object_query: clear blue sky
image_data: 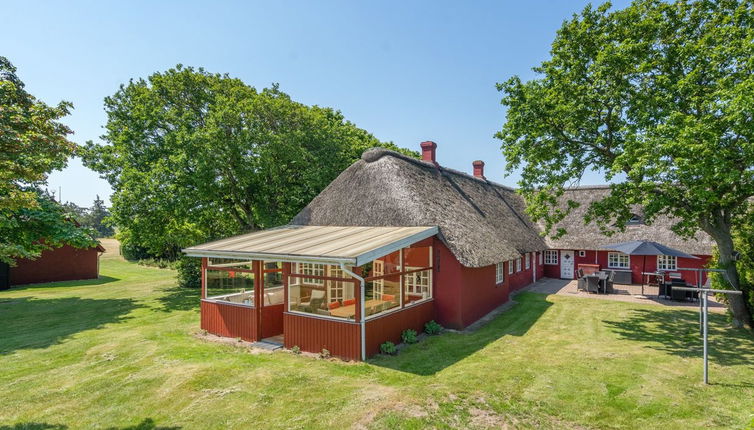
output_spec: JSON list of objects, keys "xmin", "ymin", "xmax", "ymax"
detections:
[{"xmin": 5, "ymin": 0, "xmax": 630, "ymax": 207}]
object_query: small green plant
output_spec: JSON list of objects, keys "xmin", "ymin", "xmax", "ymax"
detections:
[
  {"xmin": 291, "ymin": 345, "xmax": 301, "ymax": 355},
  {"xmin": 380, "ymin": 341, "xmax": 397, "ymax": 355},
  {"xmin": 201, "ymin": 329, "xmax": 208, "ymax": 336},
  {"xmin": 424, "ymin": 320, "xmax": 443, "ymax": 335},
  {"xmin": 401, "ymin": 329, "xmax": 418, "ymax": 344},
  {"xmin": 319, "ymin": 348, "xmax": 331, "ymax": 359}
]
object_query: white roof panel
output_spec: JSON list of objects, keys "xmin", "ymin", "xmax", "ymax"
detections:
[{"xmin": 183, "ymin": 225, "xmax": 438, "ymax": 266}]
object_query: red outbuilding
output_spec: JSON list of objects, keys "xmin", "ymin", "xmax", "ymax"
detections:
[
  {"xmin": 3, "ymin": 243, "xmax": 105, "ymax": 288},
  {"xmin": 184, "ymin": 142, "xmax": 713, "ymax": 360}
]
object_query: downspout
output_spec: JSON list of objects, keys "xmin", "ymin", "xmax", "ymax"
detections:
[{"xmin": 340, "ymin": 262, "xmax": 366, "ymax": 361}]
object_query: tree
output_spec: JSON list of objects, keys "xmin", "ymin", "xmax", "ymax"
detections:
[
  {"xmin": 85, "ymin": 195, "xmax": 114, "ymax": 238},
  {"xmin": 496, "ymin": 0, "xmax": 754, "ymax": 327},
  {"xmin": 0, "ymin": 189, "xmax": 98, "ymax": 264},
  {"xmin": 0, "ymin": 57, "xmax": 94, "ymax": 264},
  {"xmin": 84, "ymin": 65, "xmax": 417, "ymax": 259}
]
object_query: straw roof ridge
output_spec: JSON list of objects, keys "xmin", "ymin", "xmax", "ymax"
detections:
[{"xmin": 292, "ymin": 147, "xmax": 548, "ymax": 267}]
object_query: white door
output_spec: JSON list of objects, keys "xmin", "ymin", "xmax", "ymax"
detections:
[{"xmin": 560, "ymin": 250, "xmax": 575, "ymax": 279}]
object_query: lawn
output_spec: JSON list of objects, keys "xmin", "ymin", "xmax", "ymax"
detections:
[{"xmin": 1, "ymin": 253, "xmax": 752, "ymax": 429}]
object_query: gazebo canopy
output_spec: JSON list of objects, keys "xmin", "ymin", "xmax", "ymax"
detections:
[{"xmin": 600, "ymin": 240, "xmax": 700, "ymax": 259}]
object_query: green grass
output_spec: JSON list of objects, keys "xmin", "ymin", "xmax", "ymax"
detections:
[{"xmin": 1, "ymin": 255, "xmax": 753, "ymax": 429}]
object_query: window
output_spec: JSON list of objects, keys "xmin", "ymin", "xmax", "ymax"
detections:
[
  {"xmin": 544, "ymin": 250, "xmax": 558, "ymax": 265},
  {"xmin": 538, "ymin": 252, "xmax": 543, "ymax": 265},
  {"xmin": 204, "ymin": 258, "xmax": 255, "ymax": 306},
  {"xmin": 578, "ymin": 250, "xmax": 586, "ymax": 257},
  {"xmin": 608, "ymin": 252, "xmax": 630, "ymax": 269},
  {"xmin": 657, "ymin": 255, "xmax": 677, "ymax": 271},
  {"xmin": 525, "ymin": 253, "xmax": 531, "ymax": 270},
  {"xmin": 402, "ymin": 246, "xmax": 433, "ymax": 305},
  {"xmin": 289, "ymin": 263, "xmax": 355, "ymax": 319},
  {"xmin": 496, "ymin": 262, "xmax": 504, "ymax": 284},
  {"xmin": 508, "ymin": 260, "xmax": 513, "ymax": 274},
  {"xmin": 516, "ymin": 257, "xmax": 522, "ymax": 272},
  {"xmin": 627, "ymin": 213, "xmax": 643, "ymax": 225},
  {"xmin": 297, "ymin": 263, "xmax": 325, "ymax": 285}
]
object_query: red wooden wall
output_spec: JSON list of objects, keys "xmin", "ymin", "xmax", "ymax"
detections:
[
  {"xmin": 542, "ymin": 249, "xmax": 711, "ymax": 285},
  {"xmin": 364, "ymin": 300, "xmax": 434, "ymax": 356},
  {"xmin": 261, "ymin": 304, "xmax": 285, "ymax": 338},
  {"xmin": 201, "ymin": 300, "xmax": 257, "ymax": 342},
  {"xmin": 10, "ymin": 245, "xmax": 100, "ymax": 285},
  {"xmin": 283, "ymin": 313, "xmax": 361, "ymax": 360}
]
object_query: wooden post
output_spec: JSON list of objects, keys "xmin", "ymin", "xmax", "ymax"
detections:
[
  {"xmin": 254, "ymin": 260, "xmax": 263, "ymax": 341},
  {"xmin": 201, "ymin": 257, "xmax": 207, "ymax": 299},
  {"xmin": 400, "ymin": 249, "xmax": 405, "ymax": 308},
  {"xmin": 282, "ymin": 262, "xmax": 290, "ymax": 312}
]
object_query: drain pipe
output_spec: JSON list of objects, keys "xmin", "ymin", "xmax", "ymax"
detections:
[{"xmin": 340, "ymin": 262, "xmax": 366, "ymax": 361}]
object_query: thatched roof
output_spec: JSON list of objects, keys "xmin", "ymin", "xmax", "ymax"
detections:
[
  {"xmin": 292, "ymin": 148, "xmax": 548, "ymax": 267},
  {"xmin": 544, "ymin": 186, "xmax": 714, "ymax": 255}
]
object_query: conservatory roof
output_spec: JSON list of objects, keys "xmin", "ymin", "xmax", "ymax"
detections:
[{"xmin": 182, "ymin": 225, "xmax": 438, "ymax": 266}]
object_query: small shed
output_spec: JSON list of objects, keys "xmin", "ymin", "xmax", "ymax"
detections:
[{"xmin": 6, "ymin": 243, "xmax": 105, "ymax": 287}]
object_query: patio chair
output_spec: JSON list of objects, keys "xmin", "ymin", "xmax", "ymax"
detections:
[
  {"xmin": 585, "ymin": 276, "xmax": 601, "ymax": 294},
  {"xmin": 301, "ymin": 290, "xmax": 326, "ymax": 312},
  {"xmin": 604, "ymin": 271, "xmax": 615, "ymax": 294},
  {"xmin": 577, "ymin": 277, "xmax": 586, "ymax": 292},
  {"xmin": 577, "ymin": 268, "xmax": 585, "ymax": 279},
  {"xmin": 670, "ymin": 281, "xmax": 688, "ymax": 301}
]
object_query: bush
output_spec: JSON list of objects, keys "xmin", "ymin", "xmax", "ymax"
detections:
[
  {"xmin": 319, "ymin": 348, "xmax": 331, "ymax": 359},
  {"xmin": 401, "ymin": 329, "xmax": 418, "ymax": 344},
  {"xmin": 137, "ymin": 258, "xmax": 177, "ymax": 270},
  {"xmin": 176, "ymin": 256, "xmax": 201, "ymax": 288},
  {"xmin": 424, "ymin": 320, "xmax": 443, "ymax": 335},
  {"xmin": 380, "ymin": 341, "xmax": 397, "ymax": 355},
  {"xmin": 291, "ymin": 345, "xmax": 301, "ymax": 355},
  {"xmin": 120, "ymin": 240, "xmax": 151, "ymax": 261}
]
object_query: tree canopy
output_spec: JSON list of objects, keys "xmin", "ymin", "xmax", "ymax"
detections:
[
  {"xmin": 497, "ymin": 0, "xmax": 754, "ymax": 327},
  {"xmin": 84, "ymin": 65, "xmax": 417, "ymax": 259},
  {"xmin": 0, "ymin": 56, "xmax": 96, "ymax": 264}
]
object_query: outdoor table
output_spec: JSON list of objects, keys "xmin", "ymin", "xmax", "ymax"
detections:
[
  {"xmin": 328, "ymin": 299, "xmax": 385, "ymax": 319},
  {"xmin": 583, "ymin": 273, "xmax": 608, "ymax": 293}
]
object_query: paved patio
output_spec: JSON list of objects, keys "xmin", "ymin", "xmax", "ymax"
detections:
[{"xmin": 529, "ymin": 277, "xmax": 726, "ymax": 312}]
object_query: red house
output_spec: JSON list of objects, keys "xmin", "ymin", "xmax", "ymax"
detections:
[
  {"xmin": 184, "ymin": 141, "xmax": 713, "ymax": 360},
  {"xmin": 3, "ymin": 242, "xmax": 105, "ymax": 288}
]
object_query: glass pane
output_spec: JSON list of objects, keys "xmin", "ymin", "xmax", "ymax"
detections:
[
  {"xmin": 365, "ymin": 274, "xmax": 400, "ymax": 317},
  {"xmin": 404, "ymin": 269, "xmax": 431, "ymax": 304},
  {"xmin": 263, "ymin": 262, "xmax": 284, "ymax": 305},
  {"xmin": 288, "ymin": 268, "xmax": 355, "ymax": 319},
  {"xmin": 205, "ymin": 269, "xmax": 254, "ymax": 305},
  {"xmin": 404, "ymin": 246, "xmax": 431, "ymax": 269},
  {"xmin": 207, "ymin": 257, "xmax": 253, "ymax": 270},
  {"xmin": 371, "ymin": 250, "xmax": 402, "ymax": 277}
]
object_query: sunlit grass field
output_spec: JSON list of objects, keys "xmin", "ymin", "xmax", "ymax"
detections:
[{"xmin": 1, "ymin": 250, "xmax": 752, "ymax": 429}]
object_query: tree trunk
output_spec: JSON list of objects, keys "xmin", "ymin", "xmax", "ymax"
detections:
[{"xmin": 704, "ymin": 220, "xmax": 753, "ymax": 329}]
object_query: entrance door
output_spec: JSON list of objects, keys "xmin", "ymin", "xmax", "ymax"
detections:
[{"xmin": 560, "ymin": 250, "xmax": 575, "ymax": 279}]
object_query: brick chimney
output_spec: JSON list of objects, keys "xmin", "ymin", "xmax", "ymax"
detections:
[
  {"xmin": 472, "ymin": 160, "xmax": 485, "ymax": 179},
  {"xmin": 420, "ymin": 141, "xmax": 438, "ymax": 165}
]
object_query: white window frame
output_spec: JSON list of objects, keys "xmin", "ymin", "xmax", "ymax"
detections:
[
  {"xmin": 516, "ymin": 257, "xmax": 522, "ymax": 272},
  {"xmin": 538, "ymin": 252, "xmax": 543, "ymax": 265},
  {"xmin": 544, "ymin": 250, "xmax": 558, "ymax": 265},
  {"xmin": 657, "ymin": 255, "xmax": 677, "ymax": 271},
  {"xmin": 525, "ymin": 253, "xmax": 531, "ymax": 270},
  {"xmin": 495, "ymin": 262, "xmax": 504, "ymax": 284},
  {"xmin": 297, "ymin": 263, "xmax": 325, "ymax": 285},
  {"xmin": 508, "ymin": 260, "xmax": 513, "ymax": 274},
  {"xmin": 607, "ymin": 252, "xmax": 630, "ymax": 269}
]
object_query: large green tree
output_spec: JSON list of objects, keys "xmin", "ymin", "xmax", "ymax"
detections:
[
  {"xmin": 0, "ymin": 57, "xmax": 95, "ymax": 264},
  {"xmin": 497, "ymin": 0, "xmax": 754, "ymax": 327},
  {"xmin": 84, "ymin": 65, "xmax": 416, "ymax": 258}
]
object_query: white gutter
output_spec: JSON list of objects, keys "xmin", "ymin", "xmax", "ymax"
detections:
[{"xmin": 339, "ymin": 262, "xmax": 366, "ymax": 361}]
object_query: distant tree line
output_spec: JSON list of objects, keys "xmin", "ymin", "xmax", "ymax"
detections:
[{"xmin": 62, "ymin": 195, "xmax": 115, "ymax": 238}]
